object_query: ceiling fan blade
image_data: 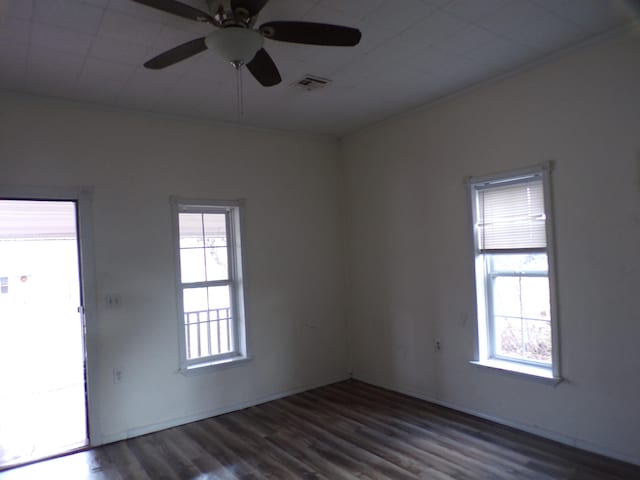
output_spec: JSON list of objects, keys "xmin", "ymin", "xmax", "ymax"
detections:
[
  {"xmin": 131, "ymin": 0, "xmax": 214, "ymax": 23},
  {"xmin": 246, "ymin": 48, "xmax": 281, "ymax": 87},
  {"xmin": 231, "ymin": 0, "xmax": 269, "ymax": 18},
  {"xmin": 259, "ymin": 21, "xmax": 361, "ymax": 46},
  {"xmin": 144, "ymin": 37, "xmax": 208, "ymax": 69}
]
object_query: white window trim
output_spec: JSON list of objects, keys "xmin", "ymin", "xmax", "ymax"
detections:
[
  {"xmin": 466, "ymin": 162, "xmax": 562, "ymax": 382},
  {"xmin": 170, "ymin": 197, "xmax": 250, "ymax": 373}
]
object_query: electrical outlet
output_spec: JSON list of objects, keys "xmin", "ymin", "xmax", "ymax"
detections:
[
  {"xmin": 113, "ymin": 367, "xmax": 124, "ymax": 384},
  {"xmin": 435, "ymin": 340, "xmax": 442, "ymax": 352}
]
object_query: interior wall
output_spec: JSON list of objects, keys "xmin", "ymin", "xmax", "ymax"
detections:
[
  {"xmin": 340, "ymin": 30, "xmax": 640, "ymax": 464},
  {"xmin": 0, "ymin": 93, "xmax": 348, "ymax": 445}
]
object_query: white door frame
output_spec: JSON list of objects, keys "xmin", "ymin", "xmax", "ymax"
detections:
[{"xmin": 0, "ymin": 186, "xmax": 99, "ymax": 447}]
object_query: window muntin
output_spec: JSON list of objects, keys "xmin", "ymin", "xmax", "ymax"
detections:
[
  {"xmin": 469, "ymin": 165, "xmax": 558, "ymax": 376},
  {"xmin": 173, "ymin": 200, "xmax": 247, "ymax": 369}
]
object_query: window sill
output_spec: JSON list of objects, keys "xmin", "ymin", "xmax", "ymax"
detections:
[
  {"xmin": 470, "ymin": 359, "xmax": 562, "ymax": 385},
  {"xmin": 180, "ymin": 355, "xmax": 252, "ymax": 376}
]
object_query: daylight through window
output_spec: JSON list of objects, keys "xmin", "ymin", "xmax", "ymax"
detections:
[
  {"xmin": 468, "ymin": 164, "xmax": 559, "ymax": 378},
  {"xmin": 172, "ymin": 199, "xmax": 247, "ymax": 370}
]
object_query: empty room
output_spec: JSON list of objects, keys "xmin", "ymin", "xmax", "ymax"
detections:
[{"xmin": 0, "ymin": 0, "xmax": 639, "ymax": 478}]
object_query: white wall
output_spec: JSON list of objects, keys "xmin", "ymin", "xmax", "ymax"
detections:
[
  {"xmin": 340, "ymin": 30, "xmax": 640, "ymax": 464},
  {"xmin": 0, "ymin": 94, "xmax": 348, "ymax": 444}
]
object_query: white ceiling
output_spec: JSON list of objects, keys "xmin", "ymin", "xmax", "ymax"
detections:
[{"xmin": 0, "ymin": 0, "xmax": 636, "ymax": 136}]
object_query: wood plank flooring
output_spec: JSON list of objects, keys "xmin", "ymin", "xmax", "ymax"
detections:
[{"xmin": 1, "ymin": 379, "xmax": 639, "ymax": 479}]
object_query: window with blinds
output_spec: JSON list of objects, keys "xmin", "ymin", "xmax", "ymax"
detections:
[{"xmin": 468, "ymin": 165, "xmax": 560, "ymax": 380}]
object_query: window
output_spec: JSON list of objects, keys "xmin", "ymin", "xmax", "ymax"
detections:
[
  {"xmin": 468, "ymin": 163, "xmax": 559, "ymax": 379},
  {"xmin": 0, "ymin": 277, "xmax": 7, "ymax": 294},
  {"xmin": 172, "ymin": 198, "xmax": 248, "ymax": 371}
]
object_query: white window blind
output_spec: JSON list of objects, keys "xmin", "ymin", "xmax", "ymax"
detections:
[{"xmin": 476, "ymin": 178, "xmax": 546, "ymax": 252}]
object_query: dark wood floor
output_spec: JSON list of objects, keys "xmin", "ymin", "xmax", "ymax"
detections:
[{"xmin": 1, "ymin": 379, "xmax": 639, "ymax": 479}]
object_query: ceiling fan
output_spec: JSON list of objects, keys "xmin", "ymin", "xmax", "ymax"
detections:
[{"xmin": 132, "ymin": 0, "xmax": 362, "ymax": 87}]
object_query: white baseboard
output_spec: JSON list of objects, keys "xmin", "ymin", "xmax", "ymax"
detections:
[
  {"xmin": 95, "ymin": 374, "xmax": 350, "ymax": 446},
  {"xmin": 351, "ymin": 374, "xmax": 640, "ymax": 468}
]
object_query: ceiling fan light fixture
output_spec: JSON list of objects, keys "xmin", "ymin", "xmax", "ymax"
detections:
[
  {"xmin": 205, "ymin": 27, "xmax": 264, "ymax": 64},
  {"xmin": 134, "ymin": 0, "xmax": 362, "ymax": 87}
]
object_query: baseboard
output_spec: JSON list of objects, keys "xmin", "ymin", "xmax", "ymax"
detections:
[
  {"xmin": 351, "ymin": 374, "xmax": 640, "ymax": 468},
  {"xmin": 95, "ymin": 374, "xmax": 350, "ymax": 446}
]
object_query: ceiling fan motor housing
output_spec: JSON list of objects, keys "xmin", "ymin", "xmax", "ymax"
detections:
[{"xmin": 205, "ymin": 27, "xmax": 265, "ymax": 64}]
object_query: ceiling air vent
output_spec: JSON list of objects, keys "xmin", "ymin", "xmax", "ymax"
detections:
[{"xmin": 293, "ymin": 75, "xmax": 332, "ymax": 91}]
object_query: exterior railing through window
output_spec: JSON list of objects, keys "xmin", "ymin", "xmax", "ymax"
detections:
[{"xmin": 184, "ymin": 307, "xmax": 232, "ymax": 359}]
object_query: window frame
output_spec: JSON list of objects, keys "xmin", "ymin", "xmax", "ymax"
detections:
[
  {"xmin": 467, "ymin": 162, "xmax": 561, "ymax": 381},
  {"xmin": 171, "ymin": 197, "xmax": 249, "ymax": 373}
]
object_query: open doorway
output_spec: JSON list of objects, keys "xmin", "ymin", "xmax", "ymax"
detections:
[{"xmin": 0, "ymin": 200, "xmax": 88, "ymax": 469}]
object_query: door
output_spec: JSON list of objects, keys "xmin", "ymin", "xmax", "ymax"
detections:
[{"xmin": 0, "ymin": 199, "xmax": 88, "ymax": 469}]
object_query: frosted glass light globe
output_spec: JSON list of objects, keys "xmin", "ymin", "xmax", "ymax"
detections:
[{"xmin": 205, "ymin": 27, "xmax": 264, "ymax": 64}]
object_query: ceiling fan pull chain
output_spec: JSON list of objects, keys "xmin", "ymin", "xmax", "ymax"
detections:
[{"xmin": 236, "ymin": 64, "xmax": 244, "ymax": 118}]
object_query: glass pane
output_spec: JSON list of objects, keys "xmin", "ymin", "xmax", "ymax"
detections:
[
  {"xmin": 490, "ymin": 253, "xmax": 548, "ymax": 272},
  {"xmin": 205, "ymin": 247, "xmax": 228, "ymax": 281},
  {"xmin": 220, "ymin": 318, "xmax": 230, "ymax": 353},
  {"xmin": 199, "ymin": 321, "xmax": 212, "ymax": 358},
  {"xmin": 203, "ymin": 213, "xmax": 229, "ymax": 280},
  {"xmin": 208, "ymin": 286, "xmax": 232, "ymax": 355},
  {"xmin": 183, "ymin": 286, "xmax": 233, "ymax": 359},
  {"xmin": 520, "ymin": 277, "xmax": 550, "ymax": 321},
  {"xmin": 495, "ymin": 315, "xmax": 523, "ymax": 358},
  {"xmin": 492, "ymin": 276, "xmax": 522, "ymax": 318},
  {"xmin": 208, "ymin": 285, "xmax": 230, "ymax": 311},
  {"xmin": 203, "ymin": 213, "xmax": 227, "ymax": 247},
  {"xmin": 186, "ymin": 315, "xmax": 207, "ymax": 359},
  {"xmin": 184, "ymin": 290, "xmax": 210, "ymax": 360},
  {"xmin": 523, "ymin": 319, "xmax": 552, "ymax": 363},
  {"xmin": 179, "ymin": 213, "xmax": 204, "ymax": 248},
  {"xmin": 183, "ymin": 287, "xmax": 208, "ymax": 314},
  {"xmin": 180, "ymin": 248, "xmax": 206, "ymax": 283}
]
